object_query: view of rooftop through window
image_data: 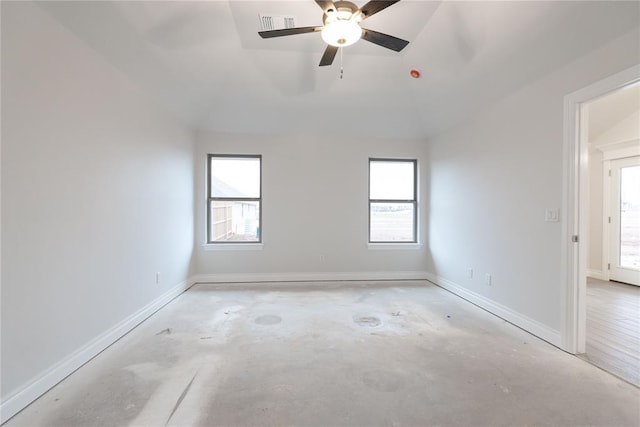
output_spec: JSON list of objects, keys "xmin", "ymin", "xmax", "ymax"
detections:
[{"xmin": 208, "ymin": 155, "xmax": 261, "ymax": 243}]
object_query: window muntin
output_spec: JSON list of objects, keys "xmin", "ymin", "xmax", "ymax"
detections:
[
  {"xmin": 369, "ymin": 159, "xmax": 417, "ymax": 243},
  {"xmin": 208, "ymin": 155, "xmax": 261, "ymax": 243}
]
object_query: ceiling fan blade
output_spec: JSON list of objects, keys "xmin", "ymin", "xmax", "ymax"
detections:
[
  {"xmin": 319, "ymin": 45, "xmax": 339, "ymax": 66},
  {"xmin": 361, "ymin": 28, "xmax": 409, "ymax": 52},
  {"xmin": 360, "ymin": 0, "xmax": 401, "ymax": 20},
  {"xmin": 315, "ymin": 1, "xmax": 337, "ymax": 14},
  {"xmin": 258, "ymin": 26, "xmax": 322, "ymax": 39}
]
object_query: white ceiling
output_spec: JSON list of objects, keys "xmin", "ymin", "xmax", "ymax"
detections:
[
  {"xmin": 588, "ymin": 82, "xmax": 640, "ymax": 143},
  {"xmin": 37, "ymin": 1, "xmax": 640, "ymax": 140}
]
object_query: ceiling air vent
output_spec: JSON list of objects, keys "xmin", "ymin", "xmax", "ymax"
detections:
[{"xmin": 259, "ymin": 14, "xmax": 296, "ymax": 31}]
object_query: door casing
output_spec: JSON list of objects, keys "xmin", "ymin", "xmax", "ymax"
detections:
[{"xmin": 562, "ymin": 64, "xmax": 640, "ymax": 354}]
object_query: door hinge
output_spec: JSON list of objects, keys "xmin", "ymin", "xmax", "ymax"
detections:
[
  {"xmin": 608, "ymin": 216, "xmax": 611, "ymax": 224},
  {"xmin": 608, "ymin": 169, "xmax": 612, "ymax": 177},
  {"xmin": 608, "ymin": 263, "xmax": 611, "ymax": 270},
  {"xmin": 572, "ymin": 235, "xmax": 579, "ymax": 243}
]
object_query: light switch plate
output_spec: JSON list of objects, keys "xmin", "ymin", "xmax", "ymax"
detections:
[{"xmin": 545, "ymin": 208, "xmax": 559, "ymax": 222}]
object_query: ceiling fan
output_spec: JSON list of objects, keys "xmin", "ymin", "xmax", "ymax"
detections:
[{"xmin": 258, "ymin": 1, "xmax": 409, "ymax": 67}]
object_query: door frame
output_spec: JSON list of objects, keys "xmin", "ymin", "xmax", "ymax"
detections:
[
  {"xmin": 608, "ymin": 155, "xmax": 640, "ymax": 285},
  {"xmin": 561, "ymin": 64, "xmax": 640, "ymax": 354},
  {"xmin": 598, "ymin": 140, "xmax": 640, "ymax": 282}
]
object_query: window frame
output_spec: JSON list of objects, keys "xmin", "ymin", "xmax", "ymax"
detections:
[
  {"xmin": 207, "ymin": 154, "xmax": 262, "ymax": 244},
  {"xmin": 368, "ymin": 158, "xmax": 418, "ymax": 244}
]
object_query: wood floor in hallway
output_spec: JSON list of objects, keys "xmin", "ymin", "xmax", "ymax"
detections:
[{"xmin": 585, "ymin": 277, "xmax": 640, "ymax": 387}]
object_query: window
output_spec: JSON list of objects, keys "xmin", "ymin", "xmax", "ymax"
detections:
[
  {"xmin": 208, "ymin": 155, "xmax": 261, "ymax": 243},
  {"xmin": 369, "ymin": 158, "xmax": 417, "ymax": 243}
]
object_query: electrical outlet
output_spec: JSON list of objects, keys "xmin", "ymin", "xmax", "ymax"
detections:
[
  {"xmin": 156, "ymin": 272, "xmax": 161, "ymax": 284},
  {"xmin": 485, "ymin": 274, "xmax": 492, "ymax": 286},
  {"xmin": 467, "ymin": 269, "xmax": 473, "ymax": 279}
]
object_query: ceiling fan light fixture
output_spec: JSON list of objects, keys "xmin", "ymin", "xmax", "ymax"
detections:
[
  {"xmin": 321, "ymin": 20, "xmax": 362, "ymax": 47},
  {"xmin": 258, "ymin": 0, "xmax": 410, "ymax": 67}
]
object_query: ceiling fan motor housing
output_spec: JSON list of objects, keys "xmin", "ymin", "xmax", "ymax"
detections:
[
  {"xmin": 321, "ymin": 1, "xmax": 363, "ymax": 47},
  {"xmin": 322, "ymin": 1, "xmax": 362, "ymax": 24}
]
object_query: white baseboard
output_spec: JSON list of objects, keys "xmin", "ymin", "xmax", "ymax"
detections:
[
  {"xmin": 0, "ymin": 278, "xmax": 195, "ymax": 424},
  {"xmin": 587, "ymin": 269, "xmax": 606, "ymax": 280},
  {"xmin": 191, "ymin": 271, "xmax": 429, "ymax": 284},
  {"xmin": 1, "ymin": 270, "xmax": 563, "ymax": 423},
  {"xmin": 424, "ymin": 272, "xmax": 562, "ymax": 348},
  {"xmin": 193, "ymin": 271, "xmax": 561, "ymax": 348}
]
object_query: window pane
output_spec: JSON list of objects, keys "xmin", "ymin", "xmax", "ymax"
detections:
[
  {"xmin": 370, "ymin": 203, "xmax": 415, "ymax": 242},
  {"xmin": 370, "ymin": 160, "xmax": 414, "ymax": 200},
  {"xmin": 210, "ymin": 200, "xmax": 260, "ymax": 242},
  {"xmin": 211, "ymin": 157, "xmax": 260, "ymax": 198}
]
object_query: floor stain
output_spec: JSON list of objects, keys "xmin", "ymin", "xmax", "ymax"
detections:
[
  {"xmin": 166, "ymin": 372, "xmax": 197, "ymax": 425},
  {"xmin": 353, "ymin": 315, "xmax": 381, "ymax": 327}
]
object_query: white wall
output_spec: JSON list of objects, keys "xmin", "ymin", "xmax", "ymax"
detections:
[
  {"xmin": 424, "ymin": 28, "xmax": 639, "ymax": 343},
  {"xmin": 194, "ymin": 132, "xmax": 430, "ymax": 280},
  {"xmin": 1, "ymin": 1, "xmax": 195, "ymax": 414}
]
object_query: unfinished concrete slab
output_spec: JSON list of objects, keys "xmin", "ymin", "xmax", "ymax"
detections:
[{"xmin": 6, "ymin": 281, "xmax": 640, "ymax": 426}]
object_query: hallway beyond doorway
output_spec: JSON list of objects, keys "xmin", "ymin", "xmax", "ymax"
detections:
[{"xmin": 584, "ymin": 277, "xmax": 640, "ymax": 386}]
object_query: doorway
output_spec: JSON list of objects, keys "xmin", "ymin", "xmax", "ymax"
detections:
[
  {"xmin": 562, "ymin": 64, "xmax": 639, "ymax": 360},
  {"xmin": 586, "ymin": 83, "xmax": 640, "ymax": 287},
  {"xmin": 584, "ymin": 90, "xmax": 639, "ymax": 383},
  {"xmin": 569, "ymin": 73, "xmax": 640, "ymax": 385}
]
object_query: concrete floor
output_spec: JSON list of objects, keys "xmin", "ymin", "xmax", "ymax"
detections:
[{"xmin": 6, "ymin": 281, "xmax": 640, "ymax": 426}]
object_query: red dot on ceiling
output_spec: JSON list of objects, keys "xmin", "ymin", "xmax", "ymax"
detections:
[{"xmin": 410, "ymin": 69, "xmax": 421, "ymax": 79}]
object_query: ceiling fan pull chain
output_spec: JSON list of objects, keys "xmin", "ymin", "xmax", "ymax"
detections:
[{"xmin": 340, "ymin": 47, "xmax": 344, "ymax": 79}]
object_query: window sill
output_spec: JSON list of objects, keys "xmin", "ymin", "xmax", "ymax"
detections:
[
  {"xmin": 202, "ymin": 243, "xmax": 264, "ymax": 251},
  {"xmin": 368, "ymin": 243, "xmax": 423, "ymax": 250}
]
